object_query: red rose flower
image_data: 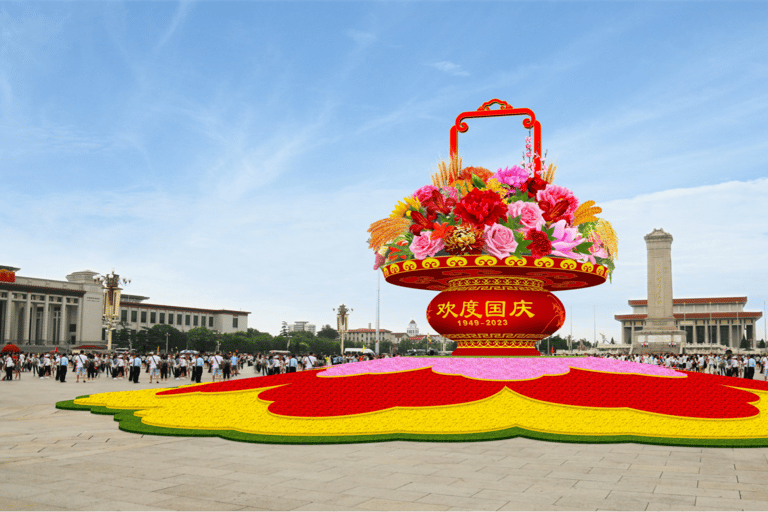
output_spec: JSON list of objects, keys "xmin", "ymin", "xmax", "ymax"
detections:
[
  {"xmin": 453, "ymin": 188, "xmax": 508, "ymax": 227},
  {"xmin": 524, "ymin": 176, "xmax": 548, "ymax": 199},
  {"xmin": 525, "ymin": 228, "xmax": 553, "ymax": 259}
]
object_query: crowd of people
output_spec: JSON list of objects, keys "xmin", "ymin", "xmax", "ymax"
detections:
[
  {"xmin": 596, "ymin": 352, "xmax": 768, "ymax": 379},
  {"xmin": 5, "ymin": 349, "xmax": 766, "ymax": 383},
  {"xmin": 1, "ymin": 350, "xmax": 385, "ymax": 383}
]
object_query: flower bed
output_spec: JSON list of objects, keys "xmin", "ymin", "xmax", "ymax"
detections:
[{"xmin": 57, "ymin": 357, "xmax": 768, "ymax": 447}]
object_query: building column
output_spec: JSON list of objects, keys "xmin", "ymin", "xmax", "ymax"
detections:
[
  {"xmin": 716, "ymin": 321, "xmax": 721, "ymax": 345},
  {"xmin": 41, "ymin": 296, "xmax": 50, "ymax": 344},
  {"xmin": 59, "ymin": 305, "xmax": 67, "ymax": 346},
  {"xmin": 21, "ymin": 294, "xmax": 31, "ymax": 344},
  {"xmin": 2, "ymin": 295, "xmax": 11, "ymax": 343},
  {"xmin": 73, "ymin": 303, "xmax": 80, "ymax": 344}
]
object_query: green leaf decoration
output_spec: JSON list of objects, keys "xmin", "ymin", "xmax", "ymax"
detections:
[
  {"xmin": 573, "ymin": 241, "xmax": 593, "ymax": 255},
  {"xmin": 578, "ymin": 221, "xmax": 598, "ymax": 238},
  {"xmin": 471, "ymin": 174, "xmax": 487, "ymax": 190}
]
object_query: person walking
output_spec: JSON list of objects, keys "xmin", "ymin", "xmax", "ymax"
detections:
[
  {"xmin": 58, "ymin": 353, "xmax": 69, "ymax": 383},
  {"xmin": 210, "ymin": 352, "xmax": 223, "ymax": 382},
  {"xmin": 288, "ymin": 354, "xmax": 298, "ymax": 373},
  {"xmin": 746, "ymin": 355, "xmax": 756, "ymax": 380},
  {"xmin": 75, "ymin": 351, "xmax": 88, "ymax": 383},
  {"xmin": 160, "ymin": 354, "xmax": 169, "ymax": 382},
  {"xmin": 147, "ymin": 352, "xmax": 161, "ymax": 384},
  {"xmin": 3, "ymin": 353, "xmax": 14, "ymax": 381},
  {"xmin": 194, "ymin": 353, "xmax": 205, "ymax": 383},
  {"xmin": 131, "ymin": 353, "xmax": 142, "ymax": 383}
]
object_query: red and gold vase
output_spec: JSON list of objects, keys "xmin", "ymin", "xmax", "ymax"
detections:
[{"xmin": 382, "ymin": 255, "xmax": 607, "ymax": 356}]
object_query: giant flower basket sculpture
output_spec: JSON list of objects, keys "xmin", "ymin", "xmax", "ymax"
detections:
[{"xmin": 369, "ymin": 100, "xmax": 617, "ymax": 356}]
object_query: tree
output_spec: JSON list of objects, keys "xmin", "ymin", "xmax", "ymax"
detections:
[
  {"xmin": 740, "ymin": 336, "xmax": 750, "ymax": 350},
  {"xmin": 610, "ymin": 337, "xmax": 616, "ymax": 345},
  {"xmin": 146, "ymin": 324, "xmax": 184, "ymax": 354},
  {"xmin": 187, "ymin": 327, "xmax": 217, "ymax": 352},
  {"xmin": 318, "ymin": 324, "xmax": 338, "ymax": 340},
  {"xmin": 378, "ymin": 340, "xmax": 393, "ymax": 355},
  {"xmin": 280, "ymin": 322, "xmax": 289, "ymax": 337},
  {"xmin": 398, "ymin": 339, "xmax": 413, "ymax": 354},
  {"xmin": 759, "ymin": 339, "xmax": 766, "ymax": 349}
]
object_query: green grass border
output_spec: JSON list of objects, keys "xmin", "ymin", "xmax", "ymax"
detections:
[{"xmin": 56, "ymin": 395, "xmax": 768, "ymax": 448}]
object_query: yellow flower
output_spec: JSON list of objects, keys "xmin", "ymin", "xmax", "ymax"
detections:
[
  {"xmin": 485, "ymin": 178, "xmax": 508, "ymax": 202},
  {"xmin": 390, "ymin": 196, "xmax": 421, "ymax": 219},
  {"xmin": 594, "ymin": 219, "xmax": 618, "ymax": 259}
]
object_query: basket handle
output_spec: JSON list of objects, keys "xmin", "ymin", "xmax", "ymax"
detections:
[{"xmin": 450, "ymin": 99, "xmax": 542, "ymax": 178}]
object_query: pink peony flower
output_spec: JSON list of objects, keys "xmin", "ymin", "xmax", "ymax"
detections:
[
  {"xmin": 414, "ymin": 185, "xmax": 439, "ymax": 204},
  {"xmin": 409, "ymin": 231, "xmax": 444, "ymax": 259},
  {"xmin": 440, "ymin": 186, "xmax": 458, "ymax": 201},
  {"xmin": 373, "ymin": 253, "xmax": 385, "ymax": 270},
  {"xmin": 483, "ymin": 224, "xmax": 518, "ymax": 259},
  {"xmin": 536, "ymin": 184, "xmax": 578, "ymax": 224},
  {"xmin": 550, "ymin": 220, "xmax": 586, "ymax": 260},
  {"xmin": 491, "ymin": 165, "xmax": 529, "ymax": 190},
  {"xmin": 506, "ymin": 201, "xmax": 545, "ymax": 230}
]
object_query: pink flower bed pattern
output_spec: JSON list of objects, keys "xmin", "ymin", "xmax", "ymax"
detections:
[{"xmin": 320, "ymin": 357, "xmax": 682, "ymax": 381}]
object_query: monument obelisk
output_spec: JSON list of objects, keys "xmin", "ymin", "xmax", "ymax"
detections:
[{"xmin": 632, "ymin": 229, "xmax": 686, "ymax": 354}]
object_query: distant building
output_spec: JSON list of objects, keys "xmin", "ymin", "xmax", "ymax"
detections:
[
  {"xmin": 344, "ymin": 321, "xmax": 451, "ymax": 350},
  {"xmin": 0, "ymin": 265, "xmax": 249, "ymax": 352},
  {"xmin": 407, "ymin": 320, "xmax": 419, "ymax": 337},
  {"xmin": 615, "ymin": 297, "xmax": 762, "ymax": 350},
  {"xmin": 288, "ymin": 321, "xmax": 316, "ymax": 335},
  {"xmin": 119, "ymin": 295, "xmax": 249, "ymax": 336}
]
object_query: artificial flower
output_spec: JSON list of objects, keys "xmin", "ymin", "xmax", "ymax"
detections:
[
  {"xmin": 483, "ymin": 224, "xmax": 518, "ymax": 259},
  {"xmin": 506, "ymin": 201, "xmax": 546, "ymax": 230},
  {"xmin": 421, "ymin": 189, "xmax": 456, "ymax": 216},
  {"xmin": 409, "ymin": 209, "xmax": 437, "ymax": 235},
  {"xmin": 368, "ymin": 217, "xmax": 411, "ymax": 251},
  {"xmin": 485, "ymin": 179, "xmax": 509, "ymax": 201},
  {"xmin": 430, "ymin": 222, "xmax": 451, "ymax": 241},
  {"xmin": 525, "ymin": 228, "xmax": 553, "ymax": 259},
  {"xmin": 536, "ymin": 184, "xmax": 578, "ymax": 224},
  {"xmin": 390, "ymin": 196, "xmax": 421, "ymax": 219},
  {"xmin": 549, "ymin": 220, "xmax": 586, "ymax": 260},
  {"xmin": 410, "ymin": 231, "xmax": 445, "ymax": 259},
  {"xmin": 524, "ymin": 176, "xmax": 548, "ymax": 199},
  {"xmin": 373, "ymin": 253, "xmax": 385, "ymax": 270},
  {"xmin": 572, "ymin": 200, "xmax": 602, "ymax": 226},
  {"xmin": 414, "ymin": 185, "xmax": 439, "ymax": 204},
  {"xmin": 491, "ymin": 166, "xmax": 529, "ymax": 191},
  {"xmin": 443, "ymin": 225, "xmax": 485, "ymax": 255},
  {"xmin": 453, "ymin": 188, "xmax": 508, "ymax": 227}
]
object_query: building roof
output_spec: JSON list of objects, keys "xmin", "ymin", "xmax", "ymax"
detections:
[
  {"xmin": 0, "ymin": 282, "xmax": 86, "ymax": 297},
  {"xmin": 347, "ymin": 328, "xmax": 392, "ymax": 333},
  {"xmin": 628, "ymin": 297, "xmax": 748, "ymax": 306},
  {"xmin": 615, "ymin": 312, "xmax": 762, "ymax": 321},
  {"xmin": 410, "ymin": 335, "xmax": 427, "ymax": 340},
  {"xmin": 121, "ymin": 301, "xmax": 250, "ymax": 316}
]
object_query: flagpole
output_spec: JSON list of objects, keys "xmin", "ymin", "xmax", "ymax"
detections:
[{"xmin": 375, "ymin": 272, "xmax": 380, "ymax": 355}]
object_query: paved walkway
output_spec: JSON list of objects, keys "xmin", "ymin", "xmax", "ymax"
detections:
[{"xmin": 2, "ymin": 370, "xmax": 768, "ymax": 511}]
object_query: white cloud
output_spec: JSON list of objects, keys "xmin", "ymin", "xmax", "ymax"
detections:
[
  {"xmin": 346, "ymin": 29, "xmax": 376, "ymax": 47},
  {"xmin": 429, "ymin": 61, "xmax": 469, "ymax": 77}
]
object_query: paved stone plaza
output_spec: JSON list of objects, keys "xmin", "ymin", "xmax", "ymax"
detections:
[{"xmin": 2, "ymin": 372, "xmax": 768, "ymax": 511}]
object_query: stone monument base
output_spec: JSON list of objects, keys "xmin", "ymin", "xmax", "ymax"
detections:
[{"xmin": 632, "ymin": 330, "xmax": 686, "ymax": 355}]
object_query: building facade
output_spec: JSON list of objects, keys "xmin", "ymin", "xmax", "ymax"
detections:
[
  {"xmin": 0, "ymin": 266, "xmax": 249, "ymax": 351},
  {"xmin": 288, "ymin": 321, "xmax": 316, "ymax": 335},
  {"xmin": 615, "ymin": 297, "xmax": 762, "ymax": 350}
]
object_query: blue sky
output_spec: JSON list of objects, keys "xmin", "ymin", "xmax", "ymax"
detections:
[{"xmin": 3, "ymin": 1, "xmax": 768, "ymax": 343}]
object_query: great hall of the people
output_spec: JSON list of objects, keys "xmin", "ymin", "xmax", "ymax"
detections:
[
  {"xmin": 615, "ymin": 297, "xmax": 763, "ymax": 350},
  {"xmin": 0, "ymin": 266, "xmax": 249, "ymax": 352}
]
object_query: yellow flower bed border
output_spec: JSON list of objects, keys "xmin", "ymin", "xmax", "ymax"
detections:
[{"xmin": 55, "ymin": 395, "xmax": 768, "ymax": 448}]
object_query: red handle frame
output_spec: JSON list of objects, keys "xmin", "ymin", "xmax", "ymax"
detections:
[{"xmin": 450, "ymin": 99, "xmax": 542, "ymax": 178}]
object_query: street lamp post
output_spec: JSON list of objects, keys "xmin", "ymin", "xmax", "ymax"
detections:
[
  {"xmin": 333, "ymin": 304, "xmax": 352, "ymax": 355},
  {"xmin": 165, "ymin": 332, "xmax": 169, "ymax": 354},
  {"xmin": 94, "ymin": 270, "xmax": 130, "ymax": 352}
]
